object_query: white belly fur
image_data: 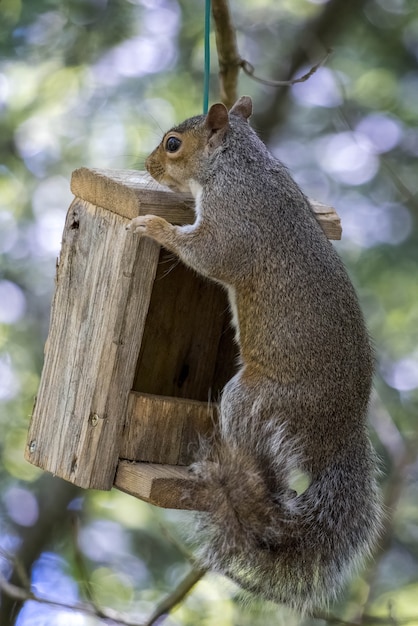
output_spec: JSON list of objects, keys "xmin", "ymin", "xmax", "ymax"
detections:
[
  {"xmin": 188, "ymin": 179, "xmax": 240, "ymax": 343},
  {"xmin": 227, "ymin": 285, "xmax": 240, "ymax": 342}
]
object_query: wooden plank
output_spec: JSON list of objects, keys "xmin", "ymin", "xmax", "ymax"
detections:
[
  {"xmin": 25, "ymin": 198, "xmax": 160, "ymax": 490},
  {"xmin": 120, "ymin": 392, "xmax": 216, "ymax": 465},
  {"xmin": 71, "ymin": 168, "xmax": 341, "ymax": 239},
  {"xmin": 114, "ymin": 460, "xmax": 208, "ymax": 511},
  {"xmin": 71, "ymin": 168, "xmax": 195, "ymax": 224},
  {"xmin": 310, "ymin": 201, "xmax": 342, "ymax": 240}
]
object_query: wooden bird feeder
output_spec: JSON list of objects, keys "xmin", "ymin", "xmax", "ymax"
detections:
[{"xmin": 25, "ymin": 168, "xmax": 341, "ymax": 510}]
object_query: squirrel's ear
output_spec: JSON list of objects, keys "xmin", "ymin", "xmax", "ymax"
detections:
[
  {"xmin": 229, "ymin": 96, "xmax": 252, "ymax": 122},
  {"xmin": 205, "ymin": 103, "xmax": 229, "ymax": 151},
  {"xmin": 206, "ymin": 103, "xmax": 229, "ymax": 133}
]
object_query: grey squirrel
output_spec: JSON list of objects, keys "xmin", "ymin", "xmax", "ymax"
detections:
[{"xmin": 127, "ymin": 96, "xmax": 383, "ymax": 613}]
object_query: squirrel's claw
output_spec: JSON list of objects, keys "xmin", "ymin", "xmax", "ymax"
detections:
[
  {"xmin": 126, "ymin": 215, "xmax": 173, "ymax": 246},
  {"xmin": 126, "ymin": 215, "xmax": 148, "ymax": 234}
]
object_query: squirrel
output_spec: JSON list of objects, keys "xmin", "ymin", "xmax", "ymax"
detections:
[{"xmin": 127, "ymin": 96, "xmax": 383, "ymax": 614}]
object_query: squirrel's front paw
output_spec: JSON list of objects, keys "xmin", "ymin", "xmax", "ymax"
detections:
[
  {"xmin": 126, "ymin": 215, "xmax": 150, "ymax": 234},
  {"xmin": 126, "ymin": 214, "xmax": 173, "ymax": 245}
]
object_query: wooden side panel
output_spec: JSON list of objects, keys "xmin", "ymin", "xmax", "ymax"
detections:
[
  {"xmin": 119, "ymin": 392, "xmax": 216, "ymax": 465},
  {"xmin": 133, "ymin": 250, "xmax": 237, "ymax": 402},
  {"xmin": 25, "ymin": 198, "xmax": 160, "ymax": 490}
]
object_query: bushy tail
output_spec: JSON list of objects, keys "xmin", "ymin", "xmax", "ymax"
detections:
[{"xmin": 190, "ymin": 438, "xmax": 382, "ymax": 614}]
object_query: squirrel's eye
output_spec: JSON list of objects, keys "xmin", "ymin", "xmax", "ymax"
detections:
[{"xmin": 166, "ymin": 136, "xmax": 182, "ymax": 153}]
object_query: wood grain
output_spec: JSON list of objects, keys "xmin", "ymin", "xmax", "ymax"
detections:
[
  {"xmin": 120, "ymin": 392, "xmax": 216, "ymax": 465},
  {"xmin": 71, "ymin": 168, "xmax": 341, "ymax": 239},
  {"xmin": 71, "ymin": 168, "xmax": 194, "ymax": 223},
  {"xmin": 25, "ymin": 198, "xmax": 160, "ymax": 490},
  {"xmin": 114, "ymin": 461, "xmax": 209, "ymax": 511}
]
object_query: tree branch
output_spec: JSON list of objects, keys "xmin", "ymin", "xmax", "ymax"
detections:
[
  {"xmin": 3, "ymin": 569, "xmax": 418, "ymax": 626},
  {"xmin": 211, "ymin": 0, "xmax": 240, "ymax": 108},
  {"xmin": 144, "ymin": 566, "xmax": 206, "ymax": 626},
  {"xmin": 0, "ymin": 564, "xmax": 206, "ymax": 626},
  {"xmin": 240, "ymin": 49, "xmax": 332, "ymax": 88},
  {"xmin": 251, "ymin": 0, "xmax": 369, "ymax": 136},
  {"xmin": 0, "ymin": 570, "xmax": 142, "ymax": 626},
  {"xmin": 211, "ymin": 0, "xmax": 331, "ymax": 109}
]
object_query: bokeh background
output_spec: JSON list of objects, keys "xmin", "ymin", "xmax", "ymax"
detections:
[{"xmin": 1, "ymin": 0, "xmax": 418, "ymax": 624}]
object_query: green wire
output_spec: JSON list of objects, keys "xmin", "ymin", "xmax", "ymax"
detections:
[{"xmin": 203, "ymin": 0, "xmax": 211, "ymax": 114}]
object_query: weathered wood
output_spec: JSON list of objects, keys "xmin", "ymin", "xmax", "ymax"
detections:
[
  {"xmin": 114, "ymin": 461, "xmax": 209, "ymax": 511},
  {"xmin": 71, "ymin": 168, "xmax": 342, "ymax": 239},
  {"xmin": 120, "ymin": 392, "xmax": 216, "ymax": 465},
  {"xmin": 71, "ymin": 168, "xmax": 194, "ymax": 224},
  {"xmin": 308, "ymin": 200, "xmax": 341, "ymax": 240},
  {"xmin": 27, "ymin": 166, "xmax": 343, "ymax": 507},
  {"xmin": 133, "ymin": 249, "xmax": 237, "ymax": 401},
  {"xmin": 25, "ymin": 198, "xmax": 160, "ymax": 489}
]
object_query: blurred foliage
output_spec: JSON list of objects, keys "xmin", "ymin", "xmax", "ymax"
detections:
[{"xmin": 0, "ymin": 0, "xmax": 418, "ymax": 624}]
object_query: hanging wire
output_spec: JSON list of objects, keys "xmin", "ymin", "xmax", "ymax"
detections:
[{"xmin": 203, "ymin": 0, "xmax": 211, "ymax": 114}]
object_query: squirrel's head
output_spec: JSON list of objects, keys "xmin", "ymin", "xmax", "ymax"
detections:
[{"xmin": 146, "ymin": 96, "xmax": 252, "ymax": 193}]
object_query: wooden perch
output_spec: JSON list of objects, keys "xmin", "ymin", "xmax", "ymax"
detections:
[
  {"xmin": 114, "ymin": 461, "xmax": 205, "ymax": 511},
  {"xmin": 26, "ymin": 168, "xmax": 341, "ymax": 509}
]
